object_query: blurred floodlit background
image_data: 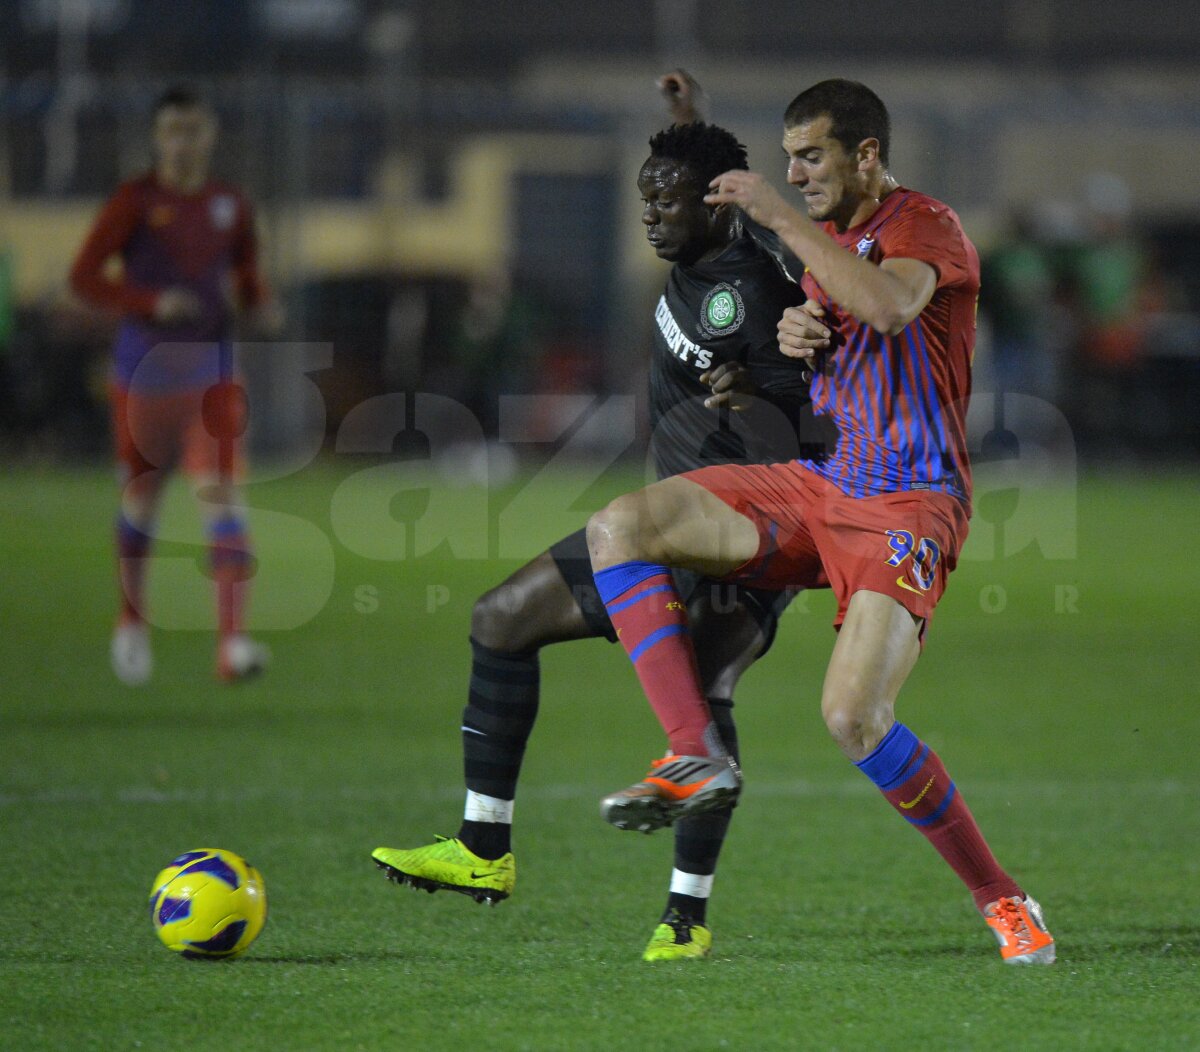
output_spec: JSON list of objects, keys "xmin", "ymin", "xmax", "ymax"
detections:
[{"xmin": 2, "ymin": 0, "xmax": 1198, "ymax": 468}]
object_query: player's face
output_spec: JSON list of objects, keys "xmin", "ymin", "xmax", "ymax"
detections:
[
  {"xmin": 154, "ymin": 105, "xmax": 216, "ymax": 187},
  {"xmin": 638, "ymin": 159, "xmax": 716, "ymax": 264},
  {"xmin": 782, "ymin": 115, "xmax": 865, "ymax": 226}
]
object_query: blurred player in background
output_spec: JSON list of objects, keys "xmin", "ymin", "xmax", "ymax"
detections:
[
  {"xmin": 70, "ymin": 85, "xmax": 279, "ymax": 685},
  {"xmin": 373, "ymin": 112, "xmax": 819, "ymax": 961},
  {"xmin": 587, "ymin": 76, "xmax": 1056, "ymax": 964}
]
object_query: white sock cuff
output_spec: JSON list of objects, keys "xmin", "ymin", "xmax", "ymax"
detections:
[
  {"xmin": 669, "ymin": 867, "xmax": 714, "ymax": 899},
  {"xmin": 464, "ymin": 790, "xmax": 514, "ymax": 824}
]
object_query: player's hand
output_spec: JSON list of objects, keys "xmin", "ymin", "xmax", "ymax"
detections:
[
  {"xmin": 700, "ymin": 361, "xmax": 758, "ymax": 411},
  {"xmin": 658, "ymin": 68, "xmax": 705, "ymax": 124},
  {"xmin": 153, "ymin": 288, "xmax": 203, "ymax": 326},
  {"xmin": 777, "ymin": 301, "xmax": 831, "ymax": 360},
  {"xmin": 705, "ymin": 170, "xmax": 793, "ymax": 231}
]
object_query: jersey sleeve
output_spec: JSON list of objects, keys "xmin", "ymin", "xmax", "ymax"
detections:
[
  {"xmin": 880, "ymin": 202, "xmax": 972, "ymax": 290},
  {"xmin": 230, "ymin": 193, "xmax": 268, "ymax": 309},
  {"xmin": 740, "ymin": 268, "xmax": 808, "ymax": 399},
  {"xmin": 68, "ymin": 182, "xmax": 160, "ymax": 318},
  {"xmin": 736, "ymin": 268, "xmax": 812, "ymax": 456},
  {"xmin": 741, "ymin": 215, "xmax": 806, "ymax": 284},
  {"xmin": 745, "ymin": 334, "xmax": 811, "ymax": 401}
]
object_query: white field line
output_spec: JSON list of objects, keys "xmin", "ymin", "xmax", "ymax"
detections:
[{"xmin": 0, "ymin": 778, "xmax": 1190, "ymax": 807}]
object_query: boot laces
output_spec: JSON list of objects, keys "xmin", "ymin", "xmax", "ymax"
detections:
[{"xmin": 995, "ymin": 897, "xmax": 1033, "ymax": 947}]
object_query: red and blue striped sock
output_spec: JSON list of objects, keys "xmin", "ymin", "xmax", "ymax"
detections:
[
  {"xmin": 856, "ymin": 722, "xmax": 1022, "ymax": 912},
  {"xmin": 116, "ymin": 514, "xmax": 153, "ymax": 623},
  {"xmin": 594, "ymin": 561, "xmax": 716, "ymax": 757},
  {"xmin": 209, "ymin": 514, "xmax": 253, "ymax": 640}
]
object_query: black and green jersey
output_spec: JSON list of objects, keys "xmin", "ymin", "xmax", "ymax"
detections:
[{"xmin": 647, "ymin": 228, "xmax": 811, "ymax": 478}]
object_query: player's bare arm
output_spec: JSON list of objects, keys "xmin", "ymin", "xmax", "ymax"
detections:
[
  {"xmin": 658, "ymin": 68, "xmax": 705, "ymax": 125},
  {"xmin": 706, "ymin": 170, "xmax": 936, "ymax": 334}
]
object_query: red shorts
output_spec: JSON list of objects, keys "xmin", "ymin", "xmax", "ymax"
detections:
[
  {"xmin": 110, "ymin": 381, "xmax": 247, "ymax": 483},
  {"xmin": 680, "ymin": 461, "xmax": 970, "ymax": 629}
]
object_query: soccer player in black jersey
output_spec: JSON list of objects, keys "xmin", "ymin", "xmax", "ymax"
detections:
[{"xmin": 372, "ymin": 120, "xmax": 816, "ymax": 961}]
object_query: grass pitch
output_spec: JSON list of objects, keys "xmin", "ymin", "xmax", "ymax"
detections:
[{"xmin": 1, "ymin": 461, "xmax": 1197, "ymax": 1050}]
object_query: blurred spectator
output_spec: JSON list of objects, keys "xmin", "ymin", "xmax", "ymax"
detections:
[
  {"xmin": 428, "ymin": 268, "xmax": 547, "ymax": 436},
  {"xmin": 0, "ymin": 289, "xmax": 111, "ymax": 458},
  {"xmin": 979, "ymin": 211, "xmax": 1060, "ymax": 400},
  {"xmin": 1071, "ymin": 174, "xmax": 1159, "ymax": 369},
  {"xmin": 1063, "ymin": 173, "xmax": 1179, "ymax": 452}
]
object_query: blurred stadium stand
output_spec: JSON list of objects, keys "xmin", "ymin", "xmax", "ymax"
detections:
[{"xmin": 2, "ymin": 0, "xmax": 1198, "ymax": 461}]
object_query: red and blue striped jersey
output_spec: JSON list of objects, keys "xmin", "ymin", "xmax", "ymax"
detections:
[
  {"xmin": 70, "ymin": 173, "xmax": 266, "ymax": 392},
  {"xmin": 799, "ymin": 188, "xmax": 979, "ymax": 507}
]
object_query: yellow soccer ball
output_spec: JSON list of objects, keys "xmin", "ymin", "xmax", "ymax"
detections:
[{"xmin": 149, "ymin": 849, "xmax": 267, "ymax": 960}]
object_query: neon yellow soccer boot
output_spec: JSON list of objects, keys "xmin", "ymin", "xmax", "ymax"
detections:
[
  {"xmin": 371, "ymin": 836, "xmax": 515, "ymax": 905},
  {"xmin": 642, "ymin": 910, "xmax": 713, "ymax": 961}
]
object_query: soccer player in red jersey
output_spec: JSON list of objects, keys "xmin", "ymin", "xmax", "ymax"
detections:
[
  {"xmin": 70, "ymin": 85, "xmax": 278, "ymax": 684},
  {"xmin": 586, "ymin": 79, "xmax": 1055, "ymax": 964}
]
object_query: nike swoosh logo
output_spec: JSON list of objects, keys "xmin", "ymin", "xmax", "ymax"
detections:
[
  {"xmin": 900, "ymin": 775, "xmax": 936, "ymax": 809},
  {"xmin": 895, "ymin": 575, "xmax": 925, "ymax": 596},
  {"xmin": 470, "ymin": 870, "xmax": 503, "ymax": 880}
]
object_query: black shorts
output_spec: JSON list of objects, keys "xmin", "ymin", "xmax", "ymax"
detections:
[{"xmin": 548, "ymin": 527, "xmax": 796, "ymax": 657}]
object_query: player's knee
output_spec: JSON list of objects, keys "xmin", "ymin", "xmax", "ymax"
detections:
[
  {"xmin": 470, "ymin": 586, "xmax": 531, "ymax": 653},
  {"xmin": 121, "ymin": 477, "xmax": 163, "ymax": 527},
  {"xmin": 121, "ymin": 496, "xmax": 158, "ymax": 531},
  {"xmin": 823, "ymin": 708, "xmax": 882, "ymax": 758},
  {"xmin": 586, "ymin": 493, "xmax": 653, "ymax": 563},
  {"xmin": 121, "ymin": 503, "xmax": 152, "ymax": 529},
  {"xmin": 821, "ymin": 689, "xmax": 892, "ymax": 759}
]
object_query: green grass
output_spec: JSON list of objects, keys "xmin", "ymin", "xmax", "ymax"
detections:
[{"xmin": 1, "ymin": 461, "xmax": 1198, "ymax": 1050}]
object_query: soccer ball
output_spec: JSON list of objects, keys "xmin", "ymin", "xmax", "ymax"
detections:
[{"xmin": 149, "ymin": 848, "xmax": 267, "ymax": 959}]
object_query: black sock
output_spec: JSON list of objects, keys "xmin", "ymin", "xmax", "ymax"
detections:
[
  {"xmin": 663, "ymin": 697, "xmax": 739, "ymax": 926},
  {"xmin": 455, "ymin": 638, "xmax": 539, "ymax": 859},
  {"xmin": 663, "ymin": 896, "xmax": 709, "ymax": 927},
  {"xmin": 456, "ymin": 819, "xmax": 512, "ymax": 861}
]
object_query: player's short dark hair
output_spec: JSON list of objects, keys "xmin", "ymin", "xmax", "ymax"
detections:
[
  {"xmin": 647, "ymin": 121, "xmax": 749, "ymax": 190},
  {"xmin": 783, "ymin": 79, "xmax": 890, "ymax": 166},
  {"xmin": 153, "ymin": 84, "xmax": 206, "ymax": 116}
]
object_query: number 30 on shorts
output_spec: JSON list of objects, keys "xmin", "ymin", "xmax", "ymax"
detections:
[{"xmin": 885, "ymin": 529, "xmax": 941, "ymax": 592}]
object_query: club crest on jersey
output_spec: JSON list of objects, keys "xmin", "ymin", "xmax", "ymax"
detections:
[
  {"xmin": 855, "ymin": 234, "xmax": 876, "ymax": 258},
  {"xmin": 699, "ymin": 283, "xmax": 746, "ymax": 338},
  {"xmin": 210, "ymin": 194, "xmax": 237, "ymax": 231}
]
